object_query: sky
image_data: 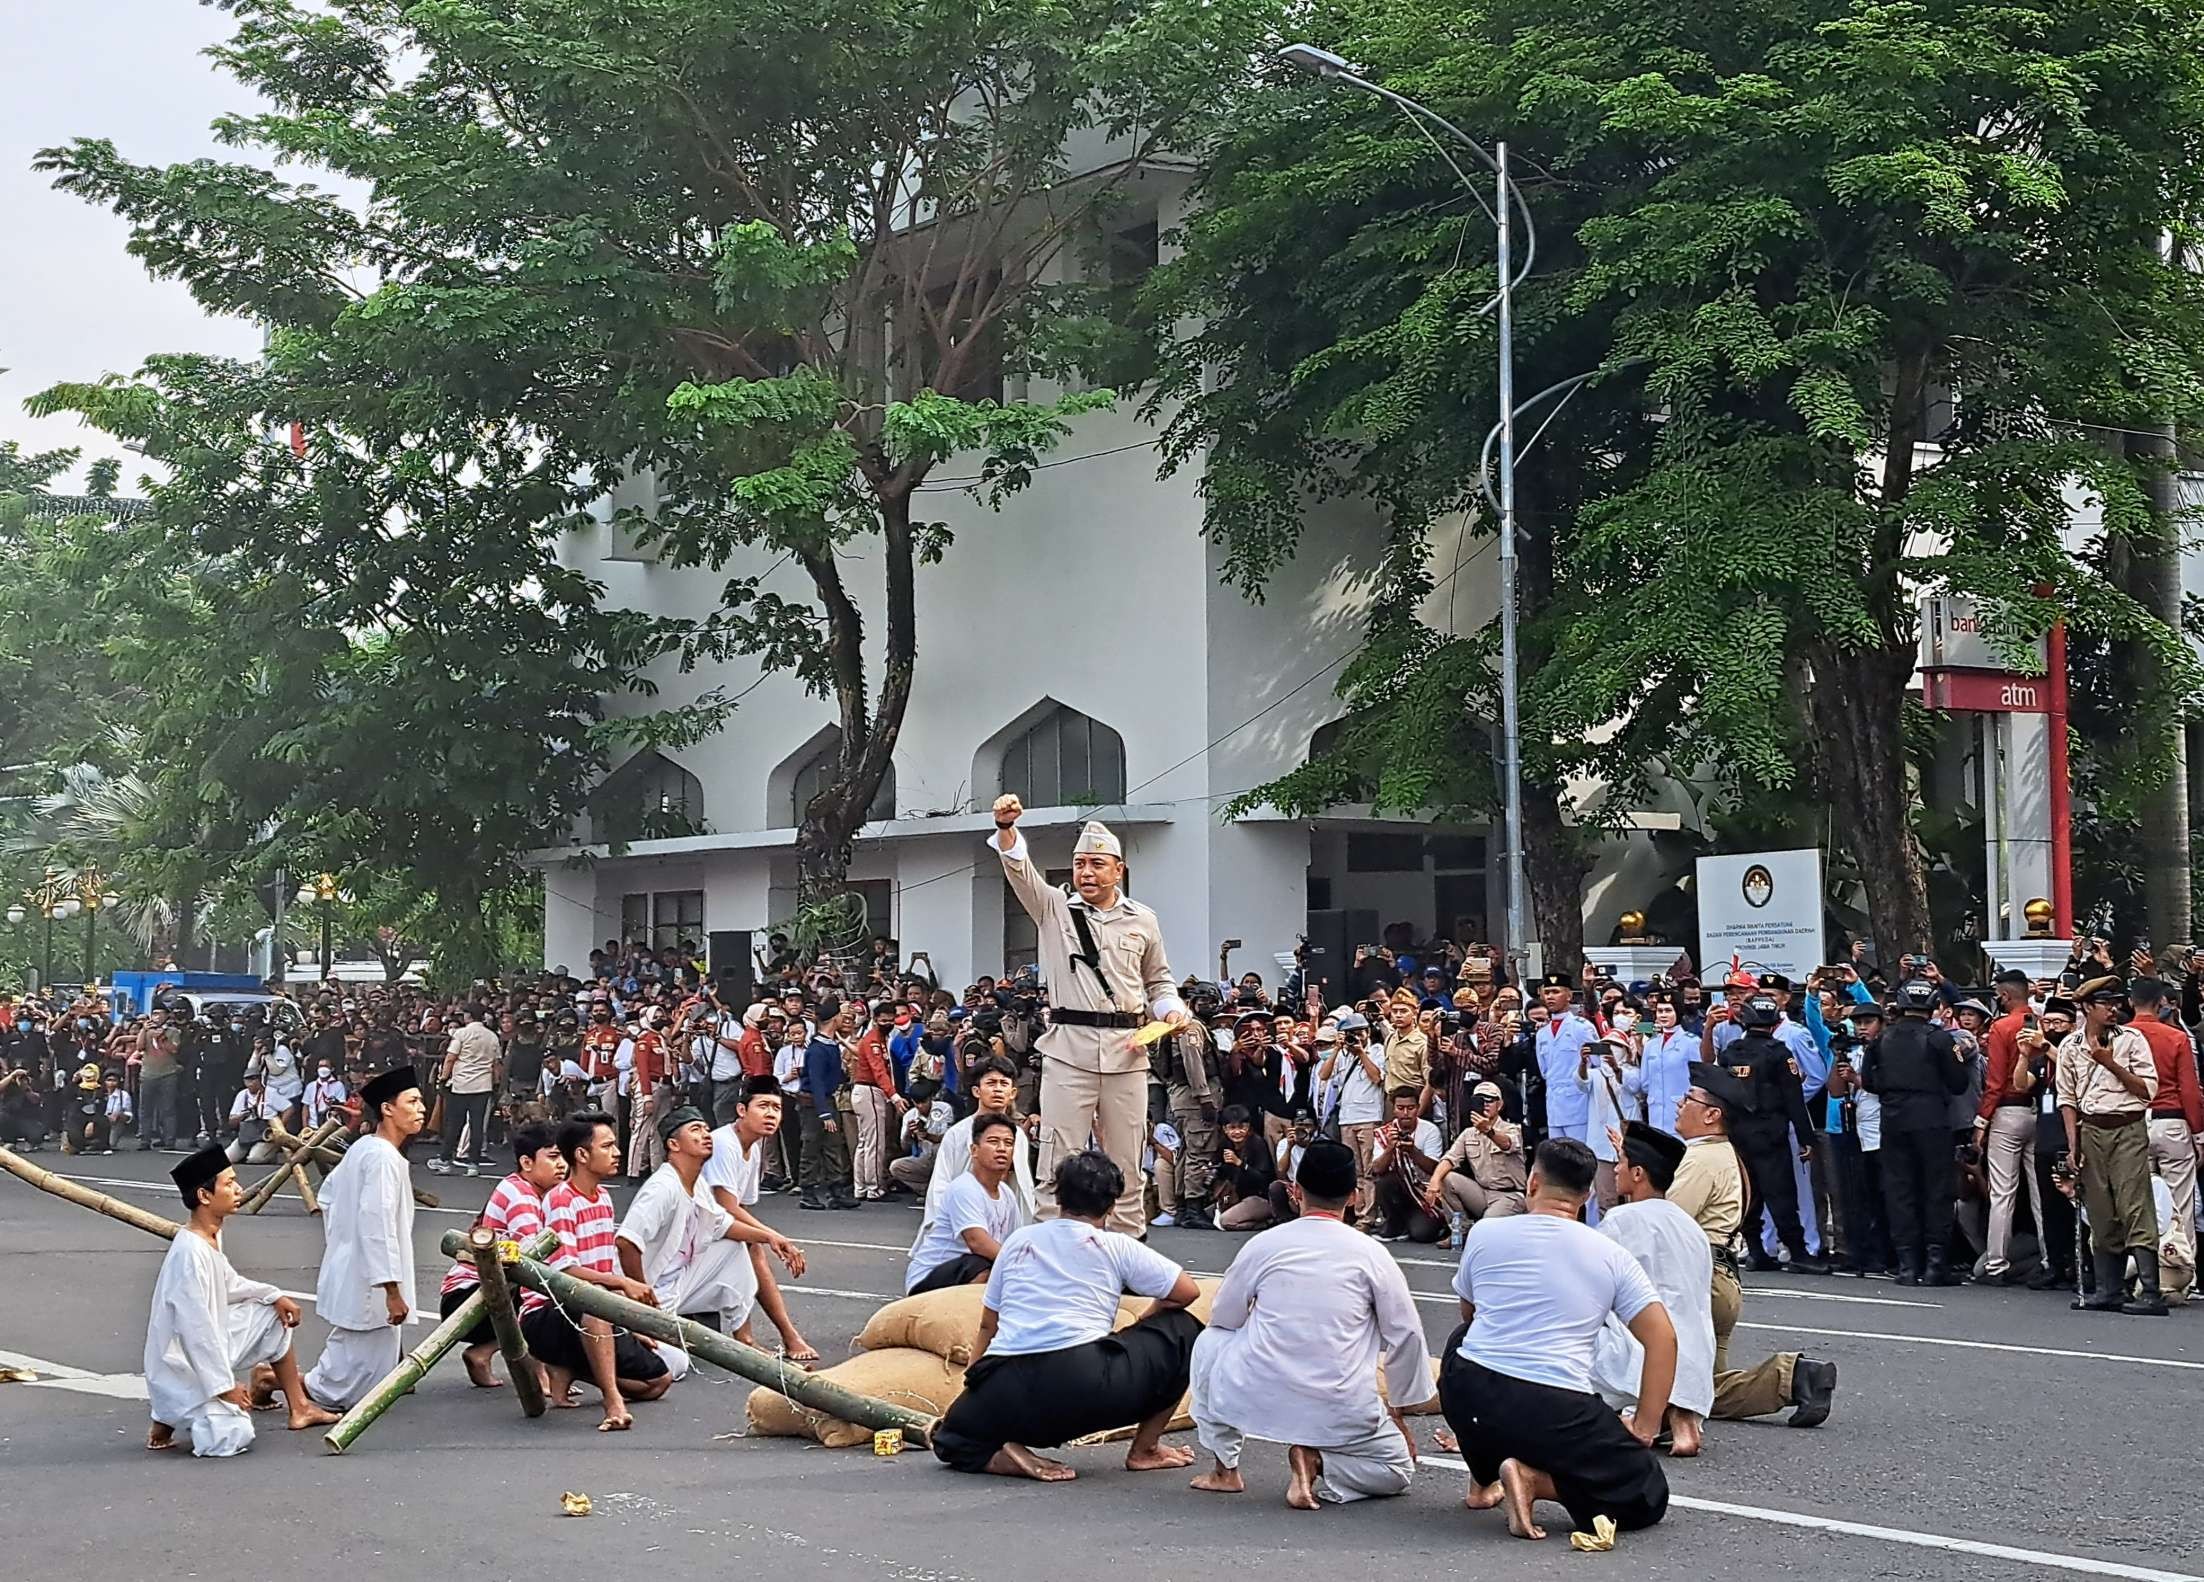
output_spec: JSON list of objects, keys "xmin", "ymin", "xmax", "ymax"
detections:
[{"xmin": 1, "ymin": 3, "xmax": 268, "ymax": 489}]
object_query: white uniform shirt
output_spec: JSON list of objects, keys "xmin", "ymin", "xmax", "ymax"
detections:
[
  {"xmin": 1196, "ymin": 1213, "xmax": 1432, "ymax": 1444},
  {"xmin": 904, "ymin": 1171, "xmax": 1026, "ymax": 1292},
  {"xmin": 1591, "ymin": 1198, "xmax": 1715, "ymax": 1416},
  {"xmin": 983, "ymin": 1218, "xmax": 1182, "ymax": 1357},
  {"xmin": 1452, "ymin": 1211, "xmax": 1660, "ymax": 1392},
  {"xmin": 313, "ymin": 1134, "xmax": 417, "ymax": 1328}
]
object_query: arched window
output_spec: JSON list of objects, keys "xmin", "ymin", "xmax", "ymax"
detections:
[
  {"xmin": 791, "ymin": 728, "xmax": 896, "ymax": 825},
  {"xmin": 590, "ymin": 752, "xmax": 706, "ymax": 844},
  {"xmin": 998, "ymin": 705, "xmax": 1126, "ymax": 807}
]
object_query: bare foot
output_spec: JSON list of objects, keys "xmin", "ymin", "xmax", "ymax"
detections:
[
  {"xmin": 147, "ymin": 1422, "xmax": 177, "ymax": 1452},
  {"xmin": 986, "ymin": 1443, "xmax": 1077, "ymax": 1482},
  {"xmin": 1499, "ymin": 1459, "xmax": 1547, "ymax": 1540},
  {"xmin": 1189, "ymin": 1462, "xmax": 1245, "ymax": 1494},
  {"xmin": 1125, "ymin": 1442, "xmax": 1196, "ymax": 1472},
  {"xmin": 1465, "ymin": 1479, "xmax": 1505, "ymax": 1511},
  {"xmin": 248, "ymin": 1364, "xmax": 281, "ymax": 1410},
  {"xmin": 544, "ymin": 1366, "xmax": 577, "ymax": 1408},
  {"xmin": 1286, "ymin": 1445, "xmax": 1323, "ymax": 1510},
  {"xmin": 1432, "ymin": 1425, "xmax": 1459, "ymax": 1453},
  {"xmin": 1668, "ymin": 1414, "xmax": 1703, "ymax": 1458},
  {"xmin": 286, "ymin": 1399, "xmax": 341, "ymax": 1431},
  {"xmin": 462, "ymin": 1345, "xmax": 503, "ymax": 1389},
  {"xmin": 597, "ymin": 1409, "xmax": 633, "ymax": 1432}
]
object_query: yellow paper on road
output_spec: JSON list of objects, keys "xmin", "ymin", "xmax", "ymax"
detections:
[{"xmin": 1128, "ymin": 1020, "xmax": 1176, "ymax": 1048}]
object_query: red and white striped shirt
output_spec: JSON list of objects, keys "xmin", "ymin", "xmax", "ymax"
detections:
[
  {"xmin": 440, "ymin": 1173, "xmax": 547, "ymax": 1297},
  {"xmin": 526, "ymin": 1179, "xmax": 618, "ymax": 1315}
]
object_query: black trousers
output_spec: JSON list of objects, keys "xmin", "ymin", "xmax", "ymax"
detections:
[
  {"xmin": 1734, "ymin": 1124, "xmax": 1808, "ymax": 1257},
  {"xmin": 1373, "ymin": 1175, "xmax": 1446, "ymax": 1243},
  {"xmin": 1437, "ymin": 1326, "xmax": 1667, "ymax": 1534},
  {"xmin": 908, "ymin": 1251, "xmax": 994, "ymax": 1295},
  {"xmin": 1880, "ymin": 1125, "xmax": 1955, "ymax": 1260},
  {"xmin": 2035, "ymin": 1151, "xmax": 2078, "ymax": 1276},
  {"xmin": 1828, "ymin": 1130, "xmax": 1890, "ymax": 1271},
  {"xmin": 931, "ymin": 1310, "xmax": 1202, "ymax": 1473}
]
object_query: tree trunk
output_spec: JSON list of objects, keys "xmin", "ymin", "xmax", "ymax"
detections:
[
  {"xmin": 1810, "ymin": 639, "xmax": 1934, "ymax": 965},
  {"xmin": 2124, "ymin": 422, "xmax": 2191, "ymax": 948},
  {"xmin": 1523, "ymin": 782, "xmax": 1591, "ymax": 975}
]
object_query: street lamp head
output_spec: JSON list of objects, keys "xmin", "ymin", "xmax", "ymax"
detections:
[
  {"xmin": 297, "ymin": 884, "xmax": 317, "ymax": 904},
  {"xmin": 1278, "ymin": 43, "xmax": 1352, "ymax": 77},
  {"xmin": 5, "ymin": 906, "xmax": 23, "ymax": 925},
  {"xmin": 58, "ymin": 899, "xmax": 80, "ymax": 919}
]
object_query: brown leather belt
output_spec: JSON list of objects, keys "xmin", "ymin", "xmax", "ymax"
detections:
[{"xmin": 2080, "ymin": 1111, "xmax": 2144, "ymax": 1129}]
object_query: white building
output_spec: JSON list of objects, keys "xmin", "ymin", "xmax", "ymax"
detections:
[{"xmin": 534, "ymin": 169, "xmax": 1525, "ymax": 994}]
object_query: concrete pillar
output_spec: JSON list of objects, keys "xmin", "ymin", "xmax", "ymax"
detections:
[{"xmin": 2003, "ymin": 711, "xmax": 2055, "ymax": 926}]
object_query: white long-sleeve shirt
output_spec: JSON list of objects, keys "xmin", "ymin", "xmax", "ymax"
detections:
[
  {"xmin": 312, "ymin": 1134, "xmax": 416, "ymax": 1329},
  {"xmin": 1193, "ymin": 1213, "xmax": 1433, "ymax": 1446},
  {"xmin": 144, "ymin": 1228, "xmax": 283, "ymax": 1430}
]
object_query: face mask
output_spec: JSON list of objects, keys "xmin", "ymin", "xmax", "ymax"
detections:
[{"xmin": 318, "ymin": 1066, "xmax": 332, "ymax": 1078}]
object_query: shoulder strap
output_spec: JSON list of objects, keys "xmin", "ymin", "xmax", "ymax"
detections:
[{"xmin": 1065, "ymin": 903, "xmax": 1125, "ymax": 1008}]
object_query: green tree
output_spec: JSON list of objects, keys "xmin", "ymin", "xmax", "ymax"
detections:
[
  {"xmin": 36, "ymin": 0, "xmax": 1274, "ymax": 927},
  {"xmin": 1160, "ymin": 0, "xmax": 2204, "ymax": 965}
]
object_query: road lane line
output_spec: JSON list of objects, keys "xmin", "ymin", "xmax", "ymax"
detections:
[
  {"xmin": 1419, "ymin": 1456, "xmax": 2200, "ymax": 1582},
  {"xmin": 1730, "ymin": 1321, "xmax": 2204, "ymax": 1371},
  {"xmin": 0, "ymin": 1347, "xmax": 148, "ymax": 1401}
]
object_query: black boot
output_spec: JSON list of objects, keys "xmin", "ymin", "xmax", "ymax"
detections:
[
  {"xmin": 1785, "ymin": 1249, "xmax": 1832, "ymax": 1276},
  {"xmin": 2122, "ymin": 1250, "xmax": 2169, "ymax": 1316},
  {"xmin": 1786, "ymin": 1357, "xmax": 1837, "ymax": 1428},
  {"xmin": 2075, "ymin": 1251, "xmax": 2125, "ymax": 1311},
  {"xmin": 1924, "ymin": 1246, "xmax": 1961, "ymax": 1287},
  {"xmin": 2024, "ymin": 1264, "xmax": 2066, "ymax": 1291}
]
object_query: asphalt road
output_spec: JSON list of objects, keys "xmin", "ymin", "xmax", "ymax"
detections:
[{"xmin": 3, "ymin": 1146, "xmax": 2200, "ymax": 1582}]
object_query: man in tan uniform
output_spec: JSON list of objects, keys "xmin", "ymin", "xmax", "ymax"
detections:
[
  {"xmin": 993, "ymin": 795, "xmax": 1188, "ymax": 1235},
  {"xmin": 2056, "ymin": 976, "xmax": 2165, "ymax": 1315},
  {"xmin": 1671, "ymin": 1062, "xmax": 1836, "ymax": 1429}
]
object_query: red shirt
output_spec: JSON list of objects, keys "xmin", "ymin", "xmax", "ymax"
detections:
[
  {"xmin": 850, "ymin": 1027, "xmax": 894, "ymax": 1091},
  {"xmin": 441, "ymin": 1173, "xmax": 546, "ymax": 1296},
  {"xmin": 630, "ymin": 1031, "xmax": 667, "ymax": 1096},
  {"xmin": 1976, "ymin": 1008, "xmax": 2032, "ymax": 1121},
  {"xmin": 737, "ymin": 1026, "xmax": 774, "ymax": 1080},
  {"xmin": 581, "ymin": 1025, "xmax": 624, "ymax": 1083},
  {"xmin": 532, "ymin": 1180, "xmax": 618, "ymax": 1314},
  {"xmin": 2133, "ymin": 1015, "xmax": 2204, "ymax": 1131}
]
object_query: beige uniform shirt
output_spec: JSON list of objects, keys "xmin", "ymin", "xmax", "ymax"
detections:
[
  {"xmin": 1669, "ymin": 1135, "xmax": 1745, "ymax": 1250},
  {"xmin": 1382, "ymin": 1029, "xmax": 1430, "ymax": 1096},
  {"xmin": 1440, "ymin": 1118, "xmax": 1528, "ymax": 1192},
  {"xmin": 445, "ymin": 1021, "xmax": 502, "ymax": 1095},
  {"xmin": 996, "ymin": 830, "xmax": 1185, "ymax": 1076},
  {"xmin": 2054, "ymin": 1028, "xmax": 2157, "ymax": 1119}
]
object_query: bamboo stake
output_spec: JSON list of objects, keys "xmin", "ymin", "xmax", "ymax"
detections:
[
  {"xmin": 241, "ymin": 1116, "xmax": 345, "ymax": 1215},
  {"xmin": 323, "ymin": 1228, "xmax": 559, "ymax": 1455},
  {"xmin": 252, "ymin": 1129, "xmax": 442, "ymax": 1210},
  {"xmin": 436, "ymin": 1231, "xmax": 936, "ymax": 1445},
  {"xmin": 467, "ymin": 1224, "xmax": 546, "ymax": 1419},
  {"xmin": 0, "ymin": 1144, "xmax": 182, "ymax": 1241}
]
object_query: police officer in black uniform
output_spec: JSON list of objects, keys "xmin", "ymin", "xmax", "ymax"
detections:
[
  {"xmin": 188, "ymin": 1004, "xmax": 248, "ymax": 1143},
  {"xmin": 1859, "ymin": 977, "xmax": 1968, "ymax": 1286},
  {"xmin": 1724, "ymin": 991, "xmax": 1826, "ymax": 1273}
]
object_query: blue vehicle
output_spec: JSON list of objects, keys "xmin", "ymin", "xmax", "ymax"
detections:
[{"xmin": 105, "ymin": 971, "xmax": 303, "ymax": 1035}]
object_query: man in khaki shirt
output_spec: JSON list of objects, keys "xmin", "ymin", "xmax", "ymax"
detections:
[
  {"xmin": 1423, "ymin": 1082, "xmax": 1527, "ymax": 1226},
  {"xmin": 992, "ymin": 796, "xmax": 1187, "ymax": 1235},
  {"xmin": 2054, "ymin": 977, "xmax": 2164, "ymax": 1314},
  {"xmin": 432, "ymin": 1006, "xmax": 503, "ymax": 1178},
  {"xmin": 1672, "ymin": 1062, "xmax": 1836, "ymax": 1429}
]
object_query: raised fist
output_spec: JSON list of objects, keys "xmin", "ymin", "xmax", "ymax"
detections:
[{"xmin": 992, "ymin": 794, "xmax": 1024, "ymax": 827}]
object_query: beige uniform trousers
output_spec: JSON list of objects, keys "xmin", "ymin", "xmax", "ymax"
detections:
[
  {"xmin": 1709, "ymin": 1260, "xmax": 1795, "ymax": 1420},
  {"xmin": 1983, "ymin": 1105, "xmax": 2046, "ymax": 1277},
  {"xmin": 2147, "ymin": 1117, "xmax": 2197, "ymax": 1298},
  {"xmin": 1036, "ymin": 1060, "xmax": 1151, "ymax": 1236}
]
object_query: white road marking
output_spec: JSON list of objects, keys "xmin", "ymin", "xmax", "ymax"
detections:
[
  {"xmin": 1731, "ymin": 1321, "xmax": 2204, "ymax": 1372},
  {"xmin": 1421, "ymin": 1456, "xmax": 2202, "ymax": 1582},
  {"xmin": 1743, "ymin": 1287, "xmax": 1944, "ymax": 1309},
  {"xmin": 56, "ymin": 1170, "xmax": 479, "ymax": 1217},
  {"xmin": 0, "ymin": 1347, "xmax": 148, "ymax": 1401}
]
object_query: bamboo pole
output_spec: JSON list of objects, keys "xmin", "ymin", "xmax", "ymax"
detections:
[
  {"xmin": 241, "ymin": 1116, "xmax": 345, "ymax": 1215},
  {"xmin": 323, "ymin": 1228, "xmax": 559, "ymax": 1455},
  {"xmin": 255, "ymin": 1129, "xmax": 442, "ymax": 1210},
  {"xmin": 436, "ymin": 1231, "xmax": 936, "ymax": 1445},
  {"xmin": 467, "ymin": 1224, "xmax": 546, "ymax": 1419},
  {"xmin": 0, "ymin": 1144, "xmax": 182, "ymax": 1241}
]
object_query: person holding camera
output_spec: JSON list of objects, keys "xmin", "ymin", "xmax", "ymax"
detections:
[{"xmin": 992, "ymin": 798, "xmax": 1189, "ymax": 1237}]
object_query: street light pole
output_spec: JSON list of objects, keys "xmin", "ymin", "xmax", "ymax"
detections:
[{"xmin": 1280, "ymin": 44, "xmax": 1536, "ymax": 969}]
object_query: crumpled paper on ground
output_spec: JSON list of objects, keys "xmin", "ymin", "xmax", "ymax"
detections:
[{"xmin": 1569, "ymin": 1515, "xmax": 1619, "ymax": 1552}]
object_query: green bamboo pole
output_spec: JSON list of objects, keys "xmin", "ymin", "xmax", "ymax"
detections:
[
  {"xmin": 322, "ymin": 1228, "xmax": 559, "ymax": 1454},
  {"xmin": 438, "ymin": 1230, "xmax": 937, "ymax": 1445},
  {"xmin": 466, "ymin": 1224, "xmax": 547, "ymax": 1418},
  {"xmin": 272, "ymin": 1131, "xmax": 442, "ymax": 1210}
]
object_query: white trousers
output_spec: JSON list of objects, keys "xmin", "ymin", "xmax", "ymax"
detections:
[
  {"xmin": 305, "ymin": 1323, "xmax": 402, "ymax": 1410},
  {"xmin": 2148, "ymin": 1117, "xmax": 2198, "ymax": 1295},
  {"xmin": 1189, "ymin": 1328, "xmax": 1413, "ymax": 1503},
  {"xmin": 177, "ymin": 1300, "xmax": 292, "ymax": 1457},
  {"xmin": 655, "ymin": 1236, "xmax": 759, "ymax": 1382}
]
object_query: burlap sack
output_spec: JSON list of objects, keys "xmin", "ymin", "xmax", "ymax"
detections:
[
  {"xmin": 854, "ymin": 1284, "xmax": 989, "ymax": 1365},
  {"xmin": 1377, "ymin": 1356, "xmax": 1445, "ymax": 1416},
  {"xmin": 745, "ymin": 1347, "xmax": 967, "ymax": 1447}
]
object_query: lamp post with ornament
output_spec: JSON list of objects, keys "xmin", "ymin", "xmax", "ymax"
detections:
[
  {"xmin": 298, "ymin": 873, "xmax": 342, "ymax": 980},
  {"xmin": 77, "ymin": 870, "xmax": 105, "ymax": 988}
]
